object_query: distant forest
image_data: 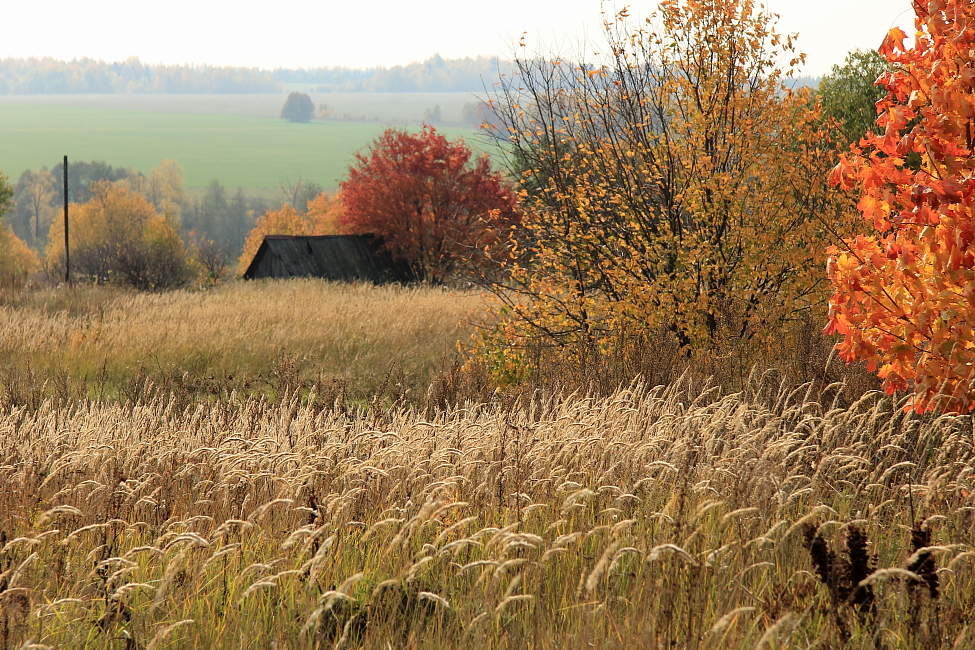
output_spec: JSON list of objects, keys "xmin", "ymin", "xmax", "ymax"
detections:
[
  {"xmin": 0, "ymin": 56, "xmax": 515, "ymax": 94},
  {"xmin": 0, "ymin": 58, "xmax": 279, "ymax": 94}
]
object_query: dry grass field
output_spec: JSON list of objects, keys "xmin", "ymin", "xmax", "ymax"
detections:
[
  {"xmin": 0, "ymin": 280, "xmax": 482, "ymax": 408},
  {"xmin": 1, "ymin": 282, "xmax": 973, "ymax": 648},
  {"xmin": 1, "ymin": 378, "xmax": 973, "ymax": 648}
]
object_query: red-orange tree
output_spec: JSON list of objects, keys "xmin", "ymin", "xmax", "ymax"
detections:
[
  {"xmin": 827, "ymin": 0, "xmax": 975, "ymax": 413},
  {"xmin": 339, "ymin": 125, "xmax": 518, "ymax": 283}
]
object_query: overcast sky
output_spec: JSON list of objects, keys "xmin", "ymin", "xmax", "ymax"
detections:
[{"xmin": 3, "ymin": 1, "xmax": 914, "ymax": 75}]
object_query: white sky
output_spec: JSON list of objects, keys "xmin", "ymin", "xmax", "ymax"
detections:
[{"xmin": 1, "ymin": 1, "xmax": 914, "ymax": 75}]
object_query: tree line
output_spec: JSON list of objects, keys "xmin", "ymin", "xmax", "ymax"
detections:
[
  {"xmin": 0, "ymin": 57, "xmax": 279, "ymax": 94},
  {"xmin": 0, "ymin": 55, "xmax": 517, "ymax": 95},
  {"xmin": 3, "ymin": 160, "xmax": 279, "ymax": 272}
]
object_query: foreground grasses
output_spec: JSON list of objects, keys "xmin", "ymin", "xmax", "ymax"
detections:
[
  {"xmin": 1, "ymin": 377, "xmax": 973, "ymax": 648},
  {"xmin": 0, "ymin": 280, "xmax": 481, "ymax": 406}
]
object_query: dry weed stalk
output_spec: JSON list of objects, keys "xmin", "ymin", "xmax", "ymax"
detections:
[{"xmin": 0, "ymin": 374, "xmax": 971, "ymax": 647}]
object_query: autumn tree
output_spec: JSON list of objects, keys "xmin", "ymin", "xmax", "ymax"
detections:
[
  {"xmin": 479, "ymin": 0, "xmax": 841, "ymax": 366},
  {"xmin": 127, "ymin": 160, "xmax": 187, "ymax": 227},
  {"xmin": 826, "ymin": 1, "xmax": 975, "ymax": 413},
  {"xmin": 46, "ymin": 181, "xmax": 195, "ymax": 290},
  {"xmin": 0, "ymin": 171, "xmax": 39, "ymax": 288},
  {"xmin": 281, "ymin": 92, "xmax": 314, "ymax": 123},
  {"xmin": 237, "ymin": 193, "xmax": 346, "ymax": 273},
  {"xmin": 12, "ymin": 169, "xmax": 57, "ymax": 248},
  {"xmin": 339, "ymin": 125, "xmax": 519, "ymax": 283}
]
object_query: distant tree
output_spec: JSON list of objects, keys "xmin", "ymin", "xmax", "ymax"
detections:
[
  {"xmin": 237, "ymin": 204, "xmax": 310, "ymax": 274},
  {"xmin": 237, "ymin": 193, "xmax": 345, "ymax": 273},
  {"xmin": 423, "ymin": 105, "xmax": 443, "ymax": 124},
  {"xmin": 273, "ymin": 55, "xmax": 517, "ymax": 93},
  {"xmin": 14, "ymin": 170, "xmax": 57, "ymax": 248},
  {"xmin": 51, "ymin": 160, "xmax": 130, "ymax": 204},
  {"xmin": 339, "ymin": 125, "xmax": 519, "ymax": 283},
  {"xmin": 183, "ymin": 180, "xmax": 266, "ymax": 258},
  {"xmin": 139, "ymin": 160, "xmax": 187, "ymax": 227},
  {"xmin": 46, "ymin": 182, "xmax": 195, "ymax": 290},
  {"xmin": 0, "ymin": 226, "xmax": 40, "ymax": 288},
  {"xmin": 305, "ymin": 192, "xmax": 345, "ymax": 235},
  {"xmin": 280, "ymin": 92, "xmax": 315, "ymax": 123},
  {"xmin": 0, "ymin": 172, "xmax": 38, "ymax": 287},
  {"xmin": 819, "ymin": 50, "xmax": 891, "ymax": 146},
  {"xmin": 461, "ymin": 100, "xmax": 498, "ymax": 129},
  {"xmin": 279, "ymin": 178, "xmax": 324, "ymax": 212},
  {"xmin": 0, "ymin": 57, "xmax": 280, "ymax": 94},
  {"xmin": 0, "ymin": 172, "xmax": 13, "ymax": 223},
  {"xmin": 188, "ymin": 231, "xmax": 230, "ymax": 283}
]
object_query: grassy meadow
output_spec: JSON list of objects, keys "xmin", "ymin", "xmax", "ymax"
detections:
[
  {"xmin": 0, "ymin": 281, "xmax": 972, "ymax": 648},
  {"xmin": 0, "ymin": 281, "xmax": 483, "ymax": 407},
  {"xmin": 0, "ymin": 99, "xmax": 484, "ymax": 191}
]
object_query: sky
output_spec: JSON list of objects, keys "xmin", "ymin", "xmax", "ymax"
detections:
[{"xmin": 2, "ymin": 1, "xmax": 915, "ymax": 76}]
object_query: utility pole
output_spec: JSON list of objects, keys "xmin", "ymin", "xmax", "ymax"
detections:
[{"xmin": 63, "ymin": 155, "xmax": 70, "ymax": 285}]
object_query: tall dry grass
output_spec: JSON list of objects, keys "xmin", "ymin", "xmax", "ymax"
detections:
[
  {"xmin": 0, "ymin": 280, "xmax": 483, "ymax": 406},
  {"xmin": 1, "ymin": 375, "xmax": 973, "ymax": 648}
]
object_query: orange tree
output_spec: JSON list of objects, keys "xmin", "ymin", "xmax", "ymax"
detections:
[
  {"xmin": 338, "ymin": 126, "xmax": 519, "ymax": 283},
  {"xmin": 0, "ymin": 171, "xmax": 40, "ymax": 288},
  {"xmin": 236, "ymin": 193, "xmax": 345, "ymax": 273},
  {"xmin": 47, "ymin": 181, "xmax": 194, "ymax": 290},
  {"xmin": 480, "ymin": 0, "xmax": 842, "ymax": 368},
  {"xmin": 827, "ymin": 0, "xmax": 975, "ymax": 413}
]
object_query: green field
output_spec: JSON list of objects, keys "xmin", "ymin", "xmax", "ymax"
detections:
[{"xmin": 0, "ymin": 100, "xmax": 488, "ymax": 191}]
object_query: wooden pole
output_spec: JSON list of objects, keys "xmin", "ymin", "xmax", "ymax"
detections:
[{"xmin": 63, "ymin": 155, "xmax": 70, "ymax": 285}]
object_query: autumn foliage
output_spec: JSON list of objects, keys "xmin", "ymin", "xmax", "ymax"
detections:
[
  {"xmin": 479, "ymin": 0, "xmax": 841, "ymax": 374},
  {"xmin": 339, "ymin": 126, "xmax": 519, "ymax": 283},
  {"xmin": 827, "ymin": 0, "xmax": 975, "ymax": 413},
  {"xmin": 0, "ymin": 224, "xmax": 40, "ymax": 288},
  {"xmin": 46, "ymin": 182, "xmax": 194, "ymax": 290},
  {"xmin": 237, "ymin": 193, "xmax": 345, "ymax": 273}
]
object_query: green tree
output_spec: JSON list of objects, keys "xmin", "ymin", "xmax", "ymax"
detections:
[
  {"xmin": 280, "ymin": 92, "xmax": 315, "ymax": 123},
  {"xmin": 0, "ymin": 171, "xmax": 12, "ymax": 220},
  {"xmin": 818, "ymin": 50, "xmax": 890, "ymax": 146}
]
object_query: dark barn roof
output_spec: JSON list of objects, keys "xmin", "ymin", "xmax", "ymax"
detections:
[{"xmin": 242, "ymin": 234, "xmax": 416, "ymax": 283}]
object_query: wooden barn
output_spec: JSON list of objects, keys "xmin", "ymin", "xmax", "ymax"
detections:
[{"xmin": 242, "ymin": 234, "xmax": 416, "ymax": 283}]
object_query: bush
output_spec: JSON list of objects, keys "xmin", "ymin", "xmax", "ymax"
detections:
[{"xmin": 46, "ymin": 181, "xmax": 195, "ymax": 290}]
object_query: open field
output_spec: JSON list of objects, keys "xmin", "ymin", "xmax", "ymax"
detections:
[
  {"xmin": 0, "ymin": 100, "xmax": 486, "ymax": 191},
  {"xmin": 0, "ymin": 281, "xmax": 483, "ymax": 406},
  {"xmin": 1, "ymin": 377, "xmax": 972, "ymax": 648},
  {"xmin": 0, "ymin": 283, "xmax": 970, "ymax": 649}
]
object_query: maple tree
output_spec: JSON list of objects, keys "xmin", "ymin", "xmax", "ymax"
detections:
[
  {"xmin": 339, "ymin": 125, "xmax": 519, "ymax": 283},
  {"xmin": 827, "ymin": 0, "xmax": 975, "ymax": 413},
  {"xmin": 237, "ymin": 193, "xmax": 346, "ymax": 273},
  {"xmin": 478, "ymin": 0, "xmax": 842, "ymax": 373},
  {"xmin": 46, "ymin": 181, "xmax": 194, "ymax": 290}
]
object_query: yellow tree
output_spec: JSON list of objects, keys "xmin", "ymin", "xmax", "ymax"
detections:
[
  {"xmin": 47, "ymin": 181, "xmax": 194, "ymax": 289},
  {"xmin": 0, "ymin": 170, "xmax": 40, "ymax": 287},
  {"xmin": 237, "ymin": 193, "xmax": 346, "ymax": 273},
  {"xmin": 0, "ymin": 225, "xmax": 40, "ymax": 288},
  {"xmin": 481, "ymin": 0, "xmax": 842, "ymax": 365},
  {"xmin": 127, "ymin": 160, "xmax": 186, "ymax": 228}
]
